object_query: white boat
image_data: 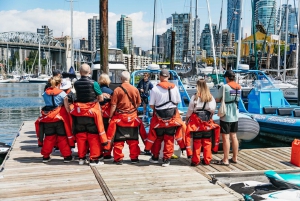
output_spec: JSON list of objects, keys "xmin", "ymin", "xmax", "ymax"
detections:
[
  {"xmin": 0, "ymin": 142, "xmax": 10, "ymax": 155},
  {"xmin": 7, "ymin": 74, "xmax": 20, "ymax": 83},
  {"xmin": 91, "ymin": 48, "xmax": 127, "ymax": 89},
  {"xmin": 0, "ymin": 79, "xmax": 9, "ymax": 83},
  {"xmin": 0, "ymin": 75, "xmax": 9, "ymax": 83},
  {"xmin": 28, "ymin": 74, "xmax": 51, "ymax": 83}
]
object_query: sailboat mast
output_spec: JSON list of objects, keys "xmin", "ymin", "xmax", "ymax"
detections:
[
  {"xmin": 206, "ymin": 0, "xmax": 219, "ymax": 83},
  {"xmin": 278, "ymin": 0, "xmax": 282, "ymax": 77},
  {"xmin": 194, "ymin": 0, "xmax": 198, "ymax": 74},
  {"xmin": 219, "ymin": 0, "xmax": 223, "ymax": 71},
  {"xmin": 70, "ymin": 0, "xmax": 74, "ymax": 71},
  {"xmin": 151, "ymin": 0, "xmax": 157, "ymax": 63},
  {"xmin": 38, "ymin": 36, "xmax": 41, "ymax": 75},
  {"xmin": 236, "ymin": 0, "xmax": 244, "ymax": 69},
  {"xmin": 283, "ymin": 0, "xmax": 289, "ymax": 82}
]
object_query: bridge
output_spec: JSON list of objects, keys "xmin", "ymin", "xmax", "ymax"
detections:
[{"xmin": 0, "ymin": 31, "xmax": 93, "ymax": 73}]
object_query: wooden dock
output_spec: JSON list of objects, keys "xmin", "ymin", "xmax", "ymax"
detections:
[{"xmin": 0, "ymin": 121, "xmax": 299, "ymax": 201}]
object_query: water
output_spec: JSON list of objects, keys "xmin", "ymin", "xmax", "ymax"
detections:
[
  {"xmin": 0, "ymin": 83, "xmax": 291, "ymax": 149},
  {"xmin": 0, "ymin": 83, "xmax": 44, "ymax": 145}
]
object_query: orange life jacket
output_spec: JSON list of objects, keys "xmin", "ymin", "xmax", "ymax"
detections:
[
  {"xmin": 35, "ymin": 87, "xmax": 74, "ymax": 147},
  {"xmin": 227, "ymin": 81, "xmax": 241, "ymax": 90},
  {"xmin": 104, "ymin": 111, "xmax": 147, "ymax": 151},
  {"xmin": 101, "ymin": 102, "xmax": 111, "ymax": 118},
  {"xmin": 70, "ymin": 102, "xmax": 108, "ymax": 144},
  {"xmin": 185, "ymin": 113, "xmax": 220, "ymax": 154},
  {"xmin": 144, "ymin": 109, "xmax": 186, "ymax": 151}
]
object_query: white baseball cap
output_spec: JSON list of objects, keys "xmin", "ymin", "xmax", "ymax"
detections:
[{"xmin": 60, "ymin": 78, "xmax": 72, "ymax": 90}]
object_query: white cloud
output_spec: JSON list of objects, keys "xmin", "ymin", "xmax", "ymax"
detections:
[{"xmin": 0, "ymin": 8, "xmax": 167, "ymax": 50}]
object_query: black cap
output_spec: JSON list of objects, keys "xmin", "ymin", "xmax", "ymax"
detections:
[
  {"xmin": 224, "ymin": 70, "xmax": 235, "ymax": 79},
  {"xmin": 52, "ymin": 69, "xmax": 61, "ymax": 76},
  {"xmin": 160, "ymin": 69, "xmax": 170, "ymax": 77}
]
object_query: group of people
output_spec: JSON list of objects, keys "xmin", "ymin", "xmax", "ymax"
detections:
[{"xmin": 35, "ymin": 63, "xmax": 241, "ymax": 167}]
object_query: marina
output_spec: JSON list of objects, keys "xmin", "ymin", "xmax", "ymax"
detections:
[
  {"xmin": 2, "ymin": 0, "xmax": 300, "ymax": 200},
  {"xmin": 0, "ymin": 121, "xmax": 299, "ymax": 201}
]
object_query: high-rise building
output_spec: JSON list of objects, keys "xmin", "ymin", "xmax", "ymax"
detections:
[
  {"xmin": 79, "ymin": 38, "xmax": 88, "ymax": 51},
  {"xmin": 161, "ymin": 29, "xmax": 172, "ymax": 61},
  {"xmin": 88, "ymin": 16, "xmax": 100, "ymax": 51},
  {"xmin": 200, "ymin": 23, "xmax": 219, "ymax": 57},
  {"xmin": 253, "ymin": 0, "xmax": 260, "ymax": 15},
  {"xmin": 37, "ymin": 25, "xmax": 53, "ymax": 38},
  {"xmin": 255, "ymin": 0, "xmax": 277, "ymax": 35},
  {"xmin": 278, "ymin": 4, "xmax": 298, "ymax": 42},
  {"xmin": 171, "ymin": 12, "xmax": 200, "ymax": 63},
  {"xmin": 116, "ymin": 15, "xmax": 132, "ymax": 52},
  {"xmin": 227, "ymin": 0, "xmax": 241, "ymax": 41}
]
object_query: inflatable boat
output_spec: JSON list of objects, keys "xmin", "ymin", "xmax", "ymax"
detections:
[{"xmin": 233, "ymin": 69, "xmax": 300, "ymax": 139}]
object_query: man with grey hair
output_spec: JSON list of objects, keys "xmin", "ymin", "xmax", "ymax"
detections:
[
  {"xmin": 70, "ymin": 63, "xmax": 108, "ymax": 166},
  {"xmin": 104, "ymin": 71, "xmax": 147, "ymax": 165}
]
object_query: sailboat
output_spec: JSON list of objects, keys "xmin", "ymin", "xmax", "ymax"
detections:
[{"xmin": 28, "ymin": 37, "xmax": 50, "ymax": 83}]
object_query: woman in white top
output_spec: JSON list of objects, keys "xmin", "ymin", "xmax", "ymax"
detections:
[
  {"xmin": 186, "ymin": 79, "xmax": 216, "ymax": 120},
  {"xmin": 185, "ymin": 79, "xmax": 219, "ymax": 166}
]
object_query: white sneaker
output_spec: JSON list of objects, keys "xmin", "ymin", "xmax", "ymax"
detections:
[
  {"xmin": 79, "ymin": 159, "xmax": 86, "ymax": 165},
  {"xmin": 89, "ymin": 160, "xmax": 104, "ymax": 166}
]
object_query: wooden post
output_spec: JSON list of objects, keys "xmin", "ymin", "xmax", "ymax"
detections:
[
  {"xmin": 100, "ymin": 0, "xmax": 108, "ymax": 74},
  {"xmin": 131, "ymin": 54, "xmax": 134, "ymax": 72},
  {"xmin": 170, "ymin": 31, "xmax": 175, "ymax": 70}
]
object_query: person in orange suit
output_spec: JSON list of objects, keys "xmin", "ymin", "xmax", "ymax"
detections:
[
  {"xmin": 144, "ymin": 69, "xmax": 186, "ymax": 167},
  {"xmin": 104, "ymin": 71, "xmax": 146, "ymax": 165},
  {"xmin": 98, "ymin": 73, "xmax": 114, "ymax": 161},
  {"xmin": 70, "ymin": 64, "xmax": 107, "ymax": 166},
  {"xmin": 185, "ymin": 79, "xmax": 220, "ymax": 166},
  {"xmin": 35, "ymin": 76, "xmax": 74, "ymax": 163}
]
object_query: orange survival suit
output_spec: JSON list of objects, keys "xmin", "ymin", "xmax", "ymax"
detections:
[
  {"xmin": 144, "ymin": 82, "xmax": 186, "ymax": 160},
  {"xmin": 185, "ymin": 98, "xmax": 220, "ymax": 166},
  {"xmin": 104, "ymin": 84, "xmax": 147, "ymax": 162},
  {"xmin": 35, "ymin": 87, "xmax": 74, "ymax": 159},
  {"xmin": 70, "ymin": 102, "xmax": 108, "ymax": 161}
]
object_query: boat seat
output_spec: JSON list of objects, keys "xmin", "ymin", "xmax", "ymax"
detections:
[
  {"xmin": 263, "ymin": 107, "xmax": 278, "ymax": 114},
  {"xmin": 293, "ymin": 109, "xmax": 300, "ymax": 117},
  {"xmin": 277, "ymin": 108, "xmax": 294, "ymax": 116}
]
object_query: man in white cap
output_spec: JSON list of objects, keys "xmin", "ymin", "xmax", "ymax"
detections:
[
  {"xmin": 60, "ymin": 78, "xmax": 75, "ymax": 103},
  {"xmin": 144, "ymin": 69, "xmax": 186, "ymax": 167}
]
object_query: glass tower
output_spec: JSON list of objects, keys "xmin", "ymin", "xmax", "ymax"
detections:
[
  {"xmin": 255, "ymin": 0, "xmax": 277, "ymax": 35},
  {"xmin": 88, "ymin": 16, "xmax": 100, "ymax": 51},
  {"xmin": 227, "ymin": 0, "xmax": 241, "ymax": 41},
  {"xmin": 116, "ymin": 15, "xmax": 132, "ymax": 52}
]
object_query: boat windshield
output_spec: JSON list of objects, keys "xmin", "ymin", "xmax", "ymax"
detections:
[
  {"xmin": 253, "ymin": 79, "xmax": 275, "ymax": 90},
  {"xmin": 93, "ymin": 49, "xmax": 123, "ymax": 64}
]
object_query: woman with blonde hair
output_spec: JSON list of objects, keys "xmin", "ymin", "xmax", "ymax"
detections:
[
  {"xmin": 98, "ymin": 73, "xmax": 114, "ymax": 161},
  {"xmin": 35, "ymin": 76, "xmax": 74, "ymax": 163},
  {"xmin": 185, "ymin": 79, "xmax": 220, "ymax": 166}
]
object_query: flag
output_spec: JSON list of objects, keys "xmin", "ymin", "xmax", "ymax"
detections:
[{"xmin": 166, "ymin": 16, "xmax": 172, "ymax": 25}]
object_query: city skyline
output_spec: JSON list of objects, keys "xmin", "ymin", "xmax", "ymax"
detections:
[
  {"xmin": 0, "ymin": 1, "xmax": 298, "ymax": 51},
  {"xmin": 0, "ymin": 0, "xmax": 257, "ymax": 50}
]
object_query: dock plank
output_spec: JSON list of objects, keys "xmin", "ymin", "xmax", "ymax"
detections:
[{"xmin": 1, "ymin": 121, "xmax": 300, "ymax": 200}]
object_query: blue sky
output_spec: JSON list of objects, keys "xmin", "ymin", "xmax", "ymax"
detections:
[{"xmin": 0, "ymin": 0, "xmax": 256, "ymax": 49}]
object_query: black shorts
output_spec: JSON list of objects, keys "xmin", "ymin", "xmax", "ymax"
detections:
[
  {"xmin": 220, "ymin": 121, "xmax": 238, "ymax": 134},
  {"xmin": 141, "ymin": 97, "xmax": 148, "ymax": 104}
]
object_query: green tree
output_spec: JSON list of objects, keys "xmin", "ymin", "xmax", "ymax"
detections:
[{"xmin": 122, "ymin": 47, "xmax": 128, "ymax": 54}]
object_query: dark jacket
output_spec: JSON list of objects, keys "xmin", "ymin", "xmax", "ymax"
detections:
[
  {"xmin": 137, "ymin": 79, "xmax": 153, "ymax": 98},
  {"xmin": 100, "ymin": 84, "xmax": 113, "ymax": 106},
  {"xmin": 74, "ymin": 76, "xmax": 97, "ymax": 103}
]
